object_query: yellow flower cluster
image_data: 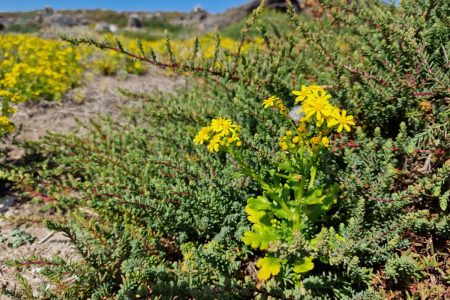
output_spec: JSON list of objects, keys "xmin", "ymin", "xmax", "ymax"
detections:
[
  {"xmin": 0, "ymin": 33, "xmax": 261, "ymax": 137},
  {"xmin": 292, "ymin": 85, "xmax": 355, "ymax": 132},
  {"xmin": 90, "ymin": 34, "xmax": 263, "ymax": 76},
  {"xmin": 88, "ymin": 38, "xmax": 148, "ymax": 76},
  {"xmin": 0, "ymin": 34, "xmax": 83, "ymax": 102},
  {"xmin": 264, "ymin": 85, "xmax": 355, "ymax": 152},
  {"xmin": 262, "ymin": 96, "xmax": 288, "ymax": 116},
  {"xmin": 193, "ymin": 117, "xmax": 242, "ymax": 152},
  {"xmin": 0, "ymin": 34, "xmax": 84, "ymax": 135},
  {"xmin": 279, "ymin": 129, "xmax": 330, "ymax": 152},
  {"xmin": 145, "ymin": 34, "xmax": 263, "ymax": 60}
]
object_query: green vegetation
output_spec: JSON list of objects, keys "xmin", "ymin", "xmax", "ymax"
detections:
[
  {"xmin": 78, "ymin": 9, "xmax": 128, "ymax": 27},
  {"xmin": 120, "ymin": 17, "xmax": 194, "ymax": 41},
  {"xmin": 1, "ymin": 0, "xmax": 449, "ymax": 299},
  {"xmin": 0, "ymin": 229, "xmax": 35, "ymax": 248},
  {"xmin": 221, "ymin": 10, "xmax": 296, "ymax": 39},
  {"xmin": 3, "ymin": 23, "xmax": 42, "ymax": 33}
]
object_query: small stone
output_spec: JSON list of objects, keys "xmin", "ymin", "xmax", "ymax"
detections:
[
  {"xmin": 128, "ymin": 14, "xmax": 142, "ymax": 28},
  {"xmin": 0, "ymin": 196, "xmax": 17, "ymax": 213},
  {"xmin": 289, "ymin": 105, "xmax": 304, "ymax": 124}
]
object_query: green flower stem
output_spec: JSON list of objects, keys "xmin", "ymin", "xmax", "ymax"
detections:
[
  {"xmin": 276, "ymin": 173, "xmax": 291, "ymax": 180},
  {"xmin": 271, "ymin": 192, "xmax": 295, "ymax": 221},
  {"xmin": 308, "ymin": 164, "xmax": 317, "ymax": 191},
  {"xmin": 230, "ymin": 148, "xmax": 294, "ymax": 220},
  {"xmin": 293, "ymin": 176, "xmax": 306, "ymax": 231},
  {"xmin": 229, "ymin": 149, "xmax": 271, "ymax": 191}
]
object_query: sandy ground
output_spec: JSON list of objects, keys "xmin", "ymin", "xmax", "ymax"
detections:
[
  {"xmin": 0, "ymin": 68, "xmax": 183, "ymax": 298},
  {"xmin": 0, "ymin": 196, "xmax": 76, "ymax": 298},
  {"xmin": 10, "ymin": 68, "xmax": 183, "ymax": 142}
]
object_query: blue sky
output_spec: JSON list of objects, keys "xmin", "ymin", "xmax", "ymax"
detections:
[{"xmin": 0, "ymin": 0, "xmax": 250, "ymax": 13}]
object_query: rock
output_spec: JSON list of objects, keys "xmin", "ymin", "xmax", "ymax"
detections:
[
  {"xmin": 44, "ymin": 5, "xmax": 54, "ymax": 15},
  {"xmin": 35, "ymin": 13, "xmax": 44, "ymax": 24},
  {"xmin": 143, "ymin": 12, "xmax": 162, "ymax": 20},
  {"xmin": 172, "ymin": 0, "xmax": 304, "ymax": 31},
  {"xmin": 109, "ymin": 24, "xmax": 118, "ymax": 33},
  {"xmin": 289, "ymin": 106, "xmax": 304, "ymax": 124},
  {"xmin": 193, "ymin": 5, "xmax": 205, "ymax": 13},
  {"xmin": 80, "ymin": 19, "xmax": 90, "ymax": 26},
  {"xmin": 95, "ymin": 22, "xmax": 110, "ymax": 32},
  {"xmin": 37, "ymin": 9, "xmax": 91, "ymax": 27},
  {"xmin": 0, "ymin": 16, "xmax": 5, "ymax": 31},
  {"xmin": 0, "ymin": 196, "xmax": 17, "ymax": 213},
  {"xmin": 170, "ymin": 10, "xmax": 209, "ymax": 29},
  {"xmin": 128, "ymin": 14, "xmax": 142, "ymax": 28},
  {"xmin": 44, "ymin": 14, "xmax": 81, "ymax": 27},
  {"xmin": 95, "ymin": 22, "xmax": 118, "ymax": 33}
]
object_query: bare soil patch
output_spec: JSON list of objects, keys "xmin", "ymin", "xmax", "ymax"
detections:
[
  {"xmin": 0, "ymin": 196, "xmax": 76, "ymax": 298},
  {"xmin": 10, "ymin": 67, "xmax": 182, "ymax": 143}
]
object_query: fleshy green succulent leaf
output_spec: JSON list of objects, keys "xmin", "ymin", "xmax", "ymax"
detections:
[
  {"xmin": 305, "ymin": 184, "xmax": 339, "ymax": 222},
  {"xmin": 245, "ymin": 207, "xmax": 271, "ymax": 226},
  {"xmin": 303, "ymin": 188, "xmax": 326, "ymax": 205},
  {"xmin": 247, "ymin": 196, "xmax": 272, "ymax": 211},
  {"xmin": 278, "ymin": 162, "xmax": 295, "ymax": 173},
  {"xmin": 293, "ymin": 256, "xmax": 314, "ymax": 274},
  {"xmin": 266, "ymin": 192, "xmax": 293, "ymax": 220},
  {"xmin": 256, "ymin": 256, "xmax": 283, "ymax": 280},
  {"xmin": 242, "ymin": 224, "xmax": 278, "ymax": 250}
]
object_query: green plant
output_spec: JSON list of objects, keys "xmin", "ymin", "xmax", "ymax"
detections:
[
  {"xmin": 4, "ymin": 23, "xmax": 42, "ymax": 33},
  {"xmin": 121, "ymin": 17, "xmax": 193, "ymax": 41},
  {"xmin": 385, "ymin": 253, "xmax": 421, "ymax": 285},
  {"xmin": 0, "ymin": 229, "xmax": 35, "ymax": 248},
  {"xmin": 1, "ymin": 0, "xmax": 449, "ymax": 298},
  {"xmin": 192, "ymin": 86, "xmax": 355, "ymax": 282}
]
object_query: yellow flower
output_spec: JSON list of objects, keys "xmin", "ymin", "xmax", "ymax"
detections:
[
  {"xmin": 292, "ymin": 86, "xmax": 311, "ymax": 103},
  {"xmin": 6, "ymin": 124, "xmax": 15, "ymax": 133},
  {"xmin": 321, "ymin": 137, "xmax": 330, "ymax": 147},
  {"xmin": 419, "ymin": 100, "xmax": 432, "ymax": 112},
  {"xmin": 207, "ymin": 136, "xmax": 221, "ymax": 153},
  {"xmin": 327, "ymin": 110, "xmax": 355, "ymax": 133},
  {"xmin": 310, "ymin": 136, "xmax": 321, "ymax": 145},
  {"xmin": 193, "ymin": 126, "xmax": 212, "ymax": 144},
  {"xmin": 262, "ymin": 96, "xmax": 278, "ymax": 108},
  {"xmin": 6, "ymin": 107, "xmax": 17, "ymax": 114},
  {"xmin": 211, "ymin": 117, "xmax": 233, "ymax": 135},
  {"xmin": 310, "ymin": 85, "xmax": 325, "ymax": 93},
  {"xmin": 303, "ymin": 96, "xmax": 333, "ymax": 126},
  {"xmin": 0, "ymin": 116, "xmax": 9, "ymax": 125},
  {"xmin": 227, "ymin": 134, "xmax": 241, "ymax": 144},
  {"xmin": 292, "ymin": 85, "xmax": 325, "ymax": 103},
  {"xmin": 195, "ymin": 117, "xmax": 241, "ymax": 152},
  {"xmin": 297, "ymin": 125, "xmax": 306, "ymax": 132}
]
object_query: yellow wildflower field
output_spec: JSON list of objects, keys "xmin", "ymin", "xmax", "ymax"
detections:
[{"xmin": 0, "ymin": 33, "xmax": 261, "ymax": 136}]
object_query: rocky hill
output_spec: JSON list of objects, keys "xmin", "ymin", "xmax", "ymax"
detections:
[
  {"xmin": 169, "ymin": 0, "xmax": 305, "ymax": 30},
  {"xmin": 0, "ymin": 1, "xmax": 316, "ymax": 35}
]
